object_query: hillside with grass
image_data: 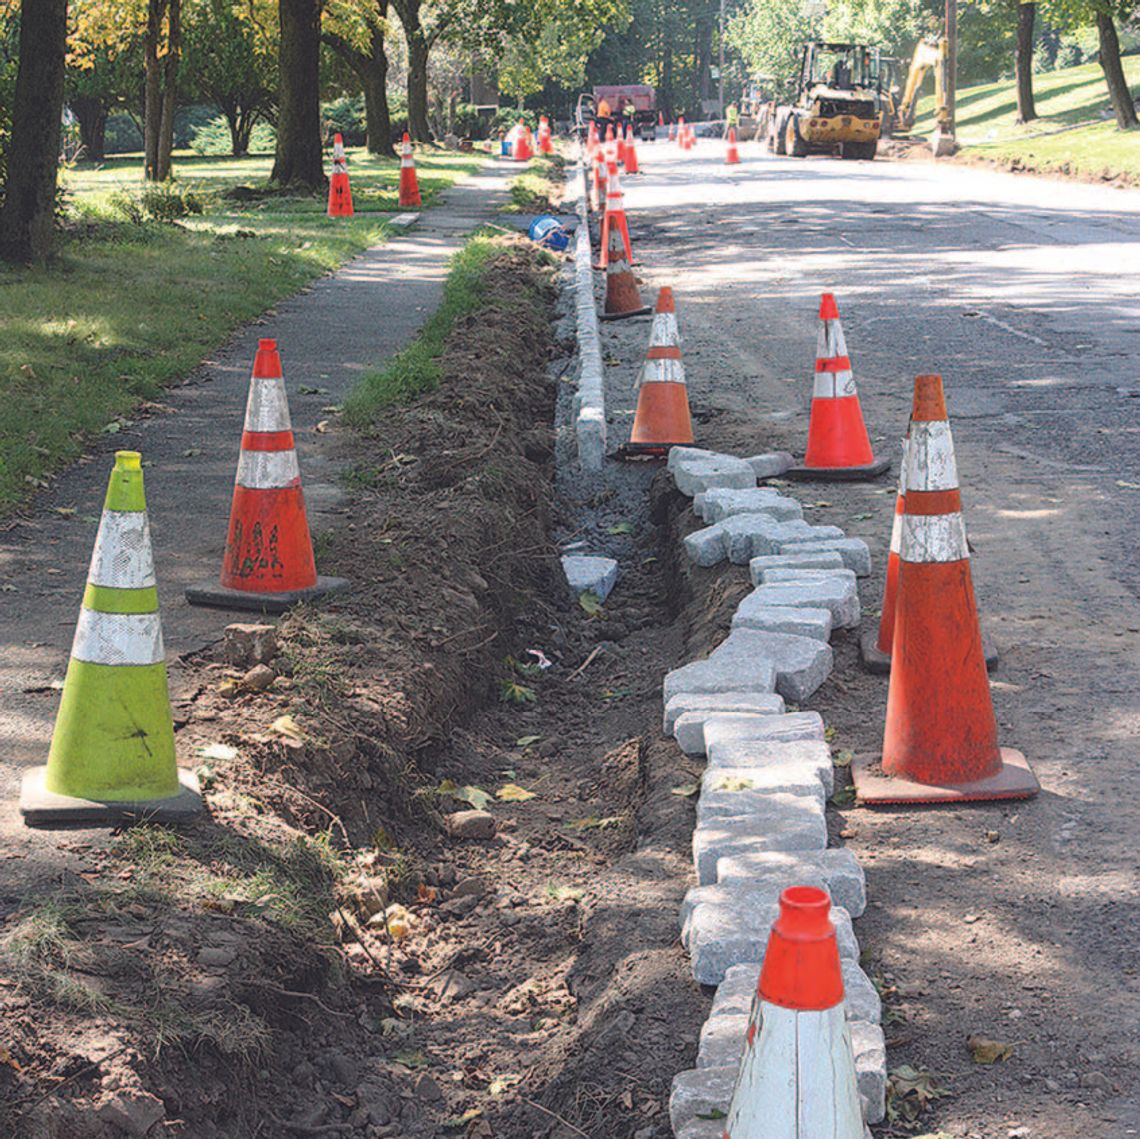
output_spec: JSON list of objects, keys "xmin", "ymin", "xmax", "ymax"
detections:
[{"xmin": 913, "ymin": 55, "xmax": 1140, "ymax": 181}]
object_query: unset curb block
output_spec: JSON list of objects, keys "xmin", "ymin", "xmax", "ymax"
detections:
[
  {"xmin": 779, "ymin": 536, "xmax": 872, "ymax": 577},
  {"xmin": 695, "ymin": 487, "xmax": 803, "ymax": 523},
  {"xmin": 697, "ymin": 772, "xmax": 827, "ymax": 814},
  {"xmin": 744, "ymin": 451, "xmax": 795, "ymax": 479},
  {"xmin": 663, "ymin": 653, "xmax": 777, "ymax": 704},
  {"xmin": 735, "ymin": 577, "xmax": 861, "ymax": 631},
  {"xmin": 711, "ymin": 847, "xmax": 866, "ymax": 915},
  {"xmin": 704, "ymin": 712, "xmax": 827, "ymax": 760},
  {"xmin": 681, "ymin": 892, "xmax": 856, "ymax": 984},
  {"xmin": 683, "ymin": 525, "xmax": 727, "ymax": 568},
  {"xmin": 701, "ymin": 743, "xmax": 835, "ymax": 798},
  {"xmin": 571, "ymin": 160, "xmax": 606, "ymax": 472},
  {"xmin": 665, "ymin": 691, "xmax": 786, "ymax": 737},
  {"xmin": 706, "ymin": 630, "xmax": 832, "ymax": 703},
  {"xmin": 708, "ymin": 958, "xmax": 881, "ymax": 1026},
  {"xmin": 673, "ymin": 456, "xmax": 756, "ymax": 497},
  {"xmin": 749, "ymin": 550, "xmax": 845, "ymax": 580},
  {"xmin": 672, "ymin": 701, "xmax": 787, "ymax": 756},
  {"xmin": 561, "ymin": 554, "xmax": 618, "ymax": 602},
  {"xmin": 692, "ymin": 796, "xmax": 827, "ymax": 884},
  {"xmin": 727, "ymin": 603, "xmax": 832, "ymax": 641}
]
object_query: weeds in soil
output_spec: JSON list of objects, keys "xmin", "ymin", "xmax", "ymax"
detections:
[{"xmin": 503, "ymin": 155, "xmax": 565, "ymax": 214}]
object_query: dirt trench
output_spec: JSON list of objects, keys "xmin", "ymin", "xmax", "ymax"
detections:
[{"xmin": 0, "ymin": 241, "xmax": 735, "ymax": 1139}]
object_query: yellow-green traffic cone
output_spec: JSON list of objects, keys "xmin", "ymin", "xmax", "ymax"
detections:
[{"xmin": 20, "ymin": 451, "xmax": 202, "ymax": 826}]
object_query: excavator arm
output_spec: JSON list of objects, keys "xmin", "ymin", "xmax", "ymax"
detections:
[{"xmin": 896, "ymin": 37, "xmax": 950, "ymax": 133}]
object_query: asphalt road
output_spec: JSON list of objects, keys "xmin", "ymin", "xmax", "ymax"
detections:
[{"xmin": 598, "ymin": 138, "xmax": 1139, "ymax": 1135}]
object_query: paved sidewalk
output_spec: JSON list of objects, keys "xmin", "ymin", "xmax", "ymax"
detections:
[{"xmin": 0, "ymin": 158, "xmax": 514, "ymax": 883}]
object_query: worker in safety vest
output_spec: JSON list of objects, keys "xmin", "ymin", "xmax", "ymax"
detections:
[
  {"xmin": 724, "ymin": 102, "xmax": 739, "ymax": 137},
  {"xmin": 596, "ymin": 96, "xmax": 612, "ymax": 120}
]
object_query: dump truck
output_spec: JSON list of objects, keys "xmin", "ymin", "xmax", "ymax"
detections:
[
  {"xmin": 768, "ymin": 42, "xmax": 882, "ymax": 160},
  {"xmin": 576, "ymin": 85, "xmax": 658, "ymax": 142}
]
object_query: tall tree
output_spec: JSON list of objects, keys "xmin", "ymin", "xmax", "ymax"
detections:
[
  {"xmin": 1093, "ymin": 4, "xmax": 1137, "ymax": 128},
  {"xmin": 1015, "ymin": 0, "xmax": 1037, "ymax": 122},
  {"xmin": 390, "ymin": 0, "xmax": 454, "ymax": 140},
  {"xmin": 143, "ymin": 0, "xmax": 181, "ymax": 180},
  {"xmin": 0, "ymin": 0, "xmax": 69, "ymax": 263},
  {"xmin": 271, "ymin": 0, "xmax": 326, "ymax": 188},
  {"xmin": 324, "ymin": 0, "xmax": 395, "ymax": 155}
]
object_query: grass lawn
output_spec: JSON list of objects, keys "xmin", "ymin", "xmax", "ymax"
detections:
[
  {"xmin": 913, "ymin": 55, "xmax": 1140, "ymax": 180},
  {"xmin": 0, "ymin": 145, "xmax": 486, "ymax": 514}
]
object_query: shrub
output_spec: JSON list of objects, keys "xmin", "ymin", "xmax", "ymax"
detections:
[
  {"xmin": 191, "ymin": 114, "xmax": 275, "ymax": 156},
  {"xmin": 109, "ymin": 179, "xmax": 209, "ymax": 225},
  {"xmin": 322, "ymin": 95, "xmax": 366, "ymax": 146},
  {"xmin": 491, "ymin": 107, "xmax": 538, "ymax": 135}
]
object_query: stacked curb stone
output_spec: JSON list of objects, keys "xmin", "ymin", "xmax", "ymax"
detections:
[
  {"xmin": 571, "ymin": 154, "xmax": 606, "ymax": 471},
  {"xmin": 663, "ymin": 447, "xmax": 887, "ymax": 1136}
]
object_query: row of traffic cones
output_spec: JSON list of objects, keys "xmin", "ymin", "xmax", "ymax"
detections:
[
  {"xmin": 20, "ymin": 340, "xmax": 347, "ymax": 828},
  {"xmin": 326, "ymin": 131, "xmax": 422, "ymax": 218}
]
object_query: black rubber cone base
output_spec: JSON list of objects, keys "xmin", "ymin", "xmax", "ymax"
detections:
[
  {"xmin": 852, "ymin": 748, "xmax": 1039, "ymax": 805},
  {"xmin": 599, "ymin": 305, "xmax": 652, "ymax": 322},
  {"xmin": 616, "ymin": 441, "xmax": 689, "ymax": 461},
  {"xmin": 185, "ymin": 575, "xmax": 350, "ymax": 614},
  {"xmin": 21, "ymin": 767, "xmax": 202, "ymax": 828},
  {"xmin": 787, "ymin": 456, "xmax": 891, "ymax": 482},
  {"xmin": 858, "ymin": 628, "xmax": 1000, "ymax": 675}
]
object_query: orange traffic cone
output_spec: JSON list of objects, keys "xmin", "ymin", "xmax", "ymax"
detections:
[
  {"xmin": 788, "ymin": 293, "xmax": 890, "ymax": 480},
  {"xmin": 619, "ymin": 287, "xmax": 694, "ymax": 458},
  {"xmin": 721, "ymin": 887, "xmax": 864, "ymax": 1138},
  {"xmin": 398, "ymin": 133, "xmax": 422, "ymax": 207},
  {"xmin": 587, "ymin": 120, "xmax": 599, "ymax": 156},
  {"xmin": 624, "ymin": 125, "xmax": 640, "ymax": 174},
  {"xmin": 327, "ymin": 133, "xmax": 354, "ymax": 217},
  {"xmin": 676, "ymin": 116, "xmax": 686, "ymax": 146},
  {"xmin": 595, "ymin": 163, "xmax": 636, "ymax": 271},
  {"xmin": 725, "ymin": 126, "xmax": 741, "ymax": 164},
  {"xmin": 658, "ymin": 111, "xmax": 665, "ymax": 127},
  {"xmin": 589, "ymin": 152, "xmax": 607, "ymax": 213},
  {"xmin": 514, "ymin": 121, "xmax": 533, "ymax": 161},
  {"xmin": 668, "ymin": 122, "xmax": 676, "ymax": 142},
  {"xmin": 186, "ymin": 340, "xmax": 349, "ymax": 613},
  {"xmin": 538, "ymin": 115, "xmax": 553, "ymax": 155},
  {"xmin": 600, "ymin": 224, "xmax": 651, "ymax": 322},
  {"xmin": 853, "ymin": 375, "xmax": 1038, "ymax": 804}
]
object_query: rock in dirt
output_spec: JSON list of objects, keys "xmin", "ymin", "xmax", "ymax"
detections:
[
  {"xmin": 96, "ymin": 1087, "xmax": 167, "ymax": 1137},
  {"xmin": 241, "ymin": 663, "xmax": 276, "ymax": 691},
  {"xmin": 427, "ymin": 970, "xmax": 475, "ymax": 1003},
  {"xmin": 223, "ymin": 623, "xmax": 279, "ymax": 668},
  {"xmin": 443, "ymin": 810, "xmax": 496, "ymax": 839},
  {"xmin": 452, "ymin": 876, "xmax": 486, "ymax": 898},
  {"xmin": 414, "ymin": 1073, "xmax": 443, "ymax": 1102}
]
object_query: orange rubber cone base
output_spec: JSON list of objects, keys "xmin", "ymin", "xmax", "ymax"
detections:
[
  {"xmin": 20, "ymin": 766, "xmax": 202, "ymax": 828},
  {"xmin": 858, "ymin": 628, "xmax": 1000, "ymax": 675},
  {"xmin": 787, "ymin": 456, "xmax": 891, "ymax": 481},
  {"xmin": 851, "ymin": 748, "xmax": 1038, "ymax": 804},
  {"xmin": 185, "ymin": 575, "xmax": 350, "ymax": 614}
]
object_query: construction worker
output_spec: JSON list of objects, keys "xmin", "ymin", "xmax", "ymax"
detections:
[
  {"xmin": 596, "ymin": 96, "xmax": 612, "ymax": 120},
  {"xmin": 725, "ymin": 101, "xmax": 739, "ymax": 137}
]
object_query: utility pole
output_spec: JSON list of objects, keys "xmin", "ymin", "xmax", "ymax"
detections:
[{"xmin": 719, "ymin": 0, "xmax": 725, "ymax": 117}]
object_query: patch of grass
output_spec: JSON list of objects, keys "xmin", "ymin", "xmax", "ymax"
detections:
[
  {"xmin": 913, "ymin": 55, "xmax": 1140, "ymax": 179},
  {"xmin": 343, "ymin": 233, "xmax": 503, "ymax": 424},
  {"xmin": 504, "ymin": 155, "xmax": 565, "ymax": 214},
  {"xmin": 0, "ymin": 146, "xmax": 486, "ymax": 514}
]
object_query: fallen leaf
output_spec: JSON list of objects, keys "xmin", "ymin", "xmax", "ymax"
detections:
[
  {"xmin": 606, "ymin": 521, "xmax": 633, "ymax": 535},
  {"xmin": 545, "ymin": 883, "xmax": 584, "ymax": 902},
  {"xmin": 670, "ymin": 782, "xmax": 700, "ymax": 797},
  {"xmin": 437, "ymin": 780, "xmax": 493, "ymax": 810},
  {"xmin": 1116, "ymin": 480, "xmax": 1140, "ymax": 489},
  {"xmin": 496, "ymin": 783, "xmax": 536, "ymax": 802},
  {"xmin": 578, "ymin": 590, "xmax": 603, "ymax": 616},
  {"xmin": 385, "ymin": 904, "xmax": 414, "ymax": 941},
  {"xmin": 713, "ymin": 776, "xmax": 754, "ymax": 791},
  {"xmin": 488, "ymin": 1074, "xmax": 521, "ymax": 1095},
  {"xmin": 967, "ymin": 1035, "xmax": 1014, "ymax": 1064},
  {"xmin": 182, "ymin": 448, "xmax": 202, "ymax": 457},
  {"xmin": 101, "ymin": 421, "xmax": 122, "ymax": 434},
  {"xmin": 416, "ymin": 884, "xmax": 438, "ymax": 904},
  {"xmin": 392, "ymin": 1047, "xmax": 429, "ymax": 1068},
  {"xmin": 51, "ymin": 506, "xmax": 77, "ymax": 517},
  {"xmin": 566, "ymin": 815, "xmax": 621, "ymax": 830},
  {"xmin": 833, "ymin": 750, "xmax": 854, "ymax": 768},
  {"xmin": 516, "ymin": 735, "xmax": 543, "ymax": 747},
  {"xmin": 441, "ymin": 1109, "xmax": 482, "ymax": 1130},
  {"xmin": 269, "ymin": 714, "xmax": 305, "ymax": 741},
  {"xmin": 196, "ymin": 743, "xmax": 238, "ymax": 761}
]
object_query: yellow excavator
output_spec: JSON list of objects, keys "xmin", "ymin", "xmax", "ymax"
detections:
[{"xmin": 880, "ymin": 36, "xmax": 955, "ymax": 155}]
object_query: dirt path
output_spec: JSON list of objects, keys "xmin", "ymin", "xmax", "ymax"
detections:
[
  {"xmin": 0, "ymin": 160, "xmax": 513, "ymax": 886},
  {"xmin": 597, "ymin": 142, "xmax": 1140, "ymax": 1136}
]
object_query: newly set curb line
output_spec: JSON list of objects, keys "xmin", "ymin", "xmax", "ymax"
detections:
[
  {"xmin": 570, "ymin": 153, "xmax": 606, "ymax": 471},
  {"xmin": 661, "ymin": 447, "xmax": 887, "ymax": 1136}
]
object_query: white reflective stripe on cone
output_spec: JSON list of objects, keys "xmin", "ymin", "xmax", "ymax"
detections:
[
  {"xmin": 813, "ymin": 368, "xmax": 857, "ymax": 399},
  {"xmin": 900, "ymin": 512, "xmax": 970, "ymax": 563},
  {"xmin": 905, "ymin": 419, "xmax": 958, "ymax": 492},
  {"xmin": 236, "ymin": 448, "xmax": 302, "ymax": 490},
  {"xmin": 244, "ymin": 377, "xmax": 293, "ymax": 433},
  {"xmin": 649, "ymin": 312, "xmax": 679, "ymax": 345},
  {"xmin": 333, "ymin": 143, "xmax": 346, "ymax": 160},
  {"xmin": 725, "ymin": 1002, "xmax": 863, "ymax": 1138},
  {"xmin": 71, "ymin": 608, "xmax": 164, "ymax": 666},
  {"xmin": 333, "ymin": 160, "xmax": 347, "ymax": 174},
  {"xmin": 889, "ymin": 501, "xmax": 904, "ymax": 555},
  {"xmin": 87, "ymin": 511, "xmax": 157, "ymax": 590},
  {"xmin": 641, "ymin": 358, "xmax": 685, "ymax": 384},
  {"xmin": 401, "ymin": 155, "xmax": 413, "ymax": 167}
]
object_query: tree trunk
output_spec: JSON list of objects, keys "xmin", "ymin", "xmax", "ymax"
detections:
[
  {"xmin": 72, "ymin": 95, "xmax": 108, "ymax": 162},
  {"xmin": 144, "ymin": 0, "xmax": 163, "ymax": 179},
  {"xmin": 406, "ymin": 31, "xmax": 432, "ymax": 141},
  {"xmin": 0, "ymin": 0, "xmax": 69, "ymax": 263},
  {"xmin": 1095, "ymin": 11, "xmax": 1138, "ymax": 130},
  {"xmin": 362, "ymin": 5, "xmax": 394, "ymax": 157},
  {"xmin": 155, "ymin": 0, "xmax": 181, "ymax": 180},
  {"xmin": 1015, "ymin": 2, "xmax": 1037, "ymax": 123},
  {"xmin": 270, "ymin": 0, "xmax": 326, "ymax": 189}
]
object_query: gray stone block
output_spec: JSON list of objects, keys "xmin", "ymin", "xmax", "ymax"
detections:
[
  {"xmin": 708, "ymin": 629, "xmax": 833, "ymax": 702},
  {"xmin": 703, "ymin": 741, "xmax": 834, "ymax": 796},
  {"xmin": 704, "ymin": 713, "xmax": 827, "ymax": 762},
  {"xmin": 669, "ymin": 1066, "xmax": 737, "ymax": 1135},
  {"xmin": 730, "ymin": 602, "xmax": 833, "ymax": 641},
  {"xmin": 761, "ymin": 567, "xmax": 857, "ymax": 585},
  {"xmin": 744, "ymin": 451, "xmax": 795, "ymax": 480},
  {"xmin": 708, "ymin": 959, "xmax": 880, "ymax": 1027},
  {"xmin": 713, "ymin": 847, "xmax": 867, "ymax": 916},
  {"xmin": 561, "ymin": 555, "xmax": 618, "ymax": 602},
  {"xmin": 674, "ymin": 704, "xmax": 784, "ymax": 757},
  {"xmin": 692, "ymin": 795, "xmax": 827, "ymax": 884},
  {"xmin": 719, "ymin": 514, "xmax": 782, "ymax": 564},
  {"xmin": 736, "ymin": 578, "xmax": 860, "ymax": 632},
  {"xmin": 696, "ymin": 487, "xmax": 803, "ymax": 524},
  {"xmin": 575, "ymin": 407, "xmax": 605, "ymax": 472},
  {"xmin": 697, "ymin": 772, "xmax": 827, "ymax": 816},
  {"xmin": 851, "ymin": 1020, "xmax": 888, "ymax": 1124},
  {"xmin": 681, "ymin": 890, "xmax": 855, "ymax": 985},
  {"xmin": 684, "ymin": 524, "xmax": 727, "ymax": 567},
  {"xmin": 743, "ymin": 519, "xmax": 847, "ymax": 557},
  {"xmin": 663, "ymin": 655, "xmax": 777, "ymax": 705},
  {"xmin": 664, "ymin": 691, "xmax": 785, "ymax": 735},
  {"xmin": 673, "ymin": 456, "xmax": 756, "ymax": 497},
  {"xmin": 675, "ymin": 1122, "xmax": 726, "ymax": 1139},
  {"xmin": 668, "ymin": 446, "xmax": 721, "ymax": 473},
  {"xmin": 780, "ymin": 537, "xmax": 873, "ymax": 577},
  {"xmin": 749, "ymin": 550, "xmax": 845, "ymax": 583}
]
